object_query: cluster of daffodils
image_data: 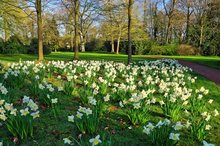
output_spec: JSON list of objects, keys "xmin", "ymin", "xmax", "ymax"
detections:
[
  {"xmin": 0, "ymin": 96, "xmax": 39, "ymax": 121},
  {"xmin": 4, "ymin": 61, "xmax": 40, "ymax": 80},
  {"xmin": 143, "ymin": 119, "xmax": 184, "ymax": 145},
  {"xmin": 68, "ymin": 106, "xmax": 93, "ymax": 123},
  {"xmin": 63, "ymin": 135, "xmax": 102, "ymax": 146},
  {"xmin": 21, "ymin": 96, "xmax": 40, "ymax": 118},
  {"xmin": 38, "ymin": 80, "xmax": 55, "ymax": 93},
  {"xmin": 0, "ymin": 96, "xmax": 40, "ymax": 140},
  {"xmin": 47, "ymin": 94, "xmax": 58, "ymax": 104},
  {"xmin": 120, "ymin": 89, "xmax": 155, "ymax": 108},
  {"xmin": 0, "ymin": 83, "xmax": 8, "ymax": 95}
]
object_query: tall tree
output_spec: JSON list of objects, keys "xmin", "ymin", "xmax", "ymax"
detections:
[
  {"xmin": 36, "ymin": 0, "xmax": 43, "ymax": 61},
  {"xmin": 74, "ymin": 0, "xmax": 80, "ymax": 60},
  {"xmin": 79, "ymin": 0, "xmax": 99, "ymax": 52},
  {"xmin": 163, "ymin": 0, "xmax": 177, "ymax": 44},
  {"xmin": 179, "ymin": 0, "xmax": 193, "ymax": 42},
  {"xmin": 127, "ymin": 0, "xmax": 133, "ymax": 64},
  {"xmin": 193, "ymin": 0, "xmax": 208, "ymax": 50}
]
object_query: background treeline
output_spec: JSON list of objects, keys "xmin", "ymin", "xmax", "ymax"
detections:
[{"xmin": 0, "ymin": 0, "xmax": 219, "ymax": 56}]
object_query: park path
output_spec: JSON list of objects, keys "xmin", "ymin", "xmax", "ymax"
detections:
[{"xmin": 178, "ymin": 60, "xmax": 220, "ymax": 85}]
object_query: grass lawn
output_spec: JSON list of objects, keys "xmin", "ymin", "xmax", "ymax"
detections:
[
  {"xmin": 0, "ymin": 52, "xmax": 153, "ymax": 64},
  {"xmin": 0, "ymin": 52, "xmax": 219, "ymax": 70},
  {"xmin": 160, "ymin": 55, "xmax": 220, "ymax": 70},
  {"xmin": 0, "ymin": 57, "xmax": 219, "ymax": 146}
]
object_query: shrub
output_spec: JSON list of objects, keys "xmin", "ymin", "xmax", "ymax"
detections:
[
  {"xmin": 86, "ymin": 38, "xmax": 105, "ymax": 52},
  {"xmin": 28, "ymin": 38, "xmax": 52, "ymax": 55},
  {"xmin": 133, "ymin": 40, "xmax": 152, "ymax": 55},
  {"xmin": 177, "ymin": 44, "xmax": 197, "ymax": 55},
  {"xmin": 0, "ymin": 63, "xmax": 3, "ymax": 71},
  {"xmin": 43, "ymin": 44, "xmax": 53, "ymax": 55},
  {"xmin": 118, "ymin": 41, "xmax": 136, "ymax": 54},
  {"xmin": 149, "ymin": 46, "xmax": 164, "ymax": 55},
  {"xmin": 3, "ymin": 36, "xmax": 25, "ymax": 54},
  {"xmin": 0, "ymin": 38, "xmax": 5, "ymax": 53},
  {"xmin": 149, "ymin": 44, "xmax": 178, "ymax": 55}
]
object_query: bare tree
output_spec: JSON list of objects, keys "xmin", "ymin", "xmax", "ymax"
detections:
[
  {"xmin": 74, "ymin": 0, "xmax": 79, "ymax": 60},
  {"xmin": 36, "ymin": 0, "xmax": 43, "ymax": 61},
  {"xmin": 163, "ymin": 0, "xmax": 177, "ymax": 44},
  {"xmin": 127, "ymin": 0, "xmax": 133, "ymax": 64},
  {"xmin": 79, "ymin": 0, "xmax": 99, "ymax": 52},
  {"xmin": 179, "ymin": 0, "xmax": 194, "ymax": 42},
  {"xmin": 193, "ymin": 0, "xmax": 208, "ymax": 49}
]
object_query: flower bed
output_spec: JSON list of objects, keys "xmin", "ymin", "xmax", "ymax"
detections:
[{"xmin": 0, "ymin": 59, "xmax": 218, "ymax": 145}]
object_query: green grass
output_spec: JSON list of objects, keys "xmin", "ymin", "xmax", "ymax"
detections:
[
  {"xmin": 0, "ymin": 52, "xmax": 219, "ymax": 69},
  {"xmin": 160, "ymin": 55, "xmax": 220, "ymax": 69},
  {"xmin": 0, "ymin": 52, "xmax": 153, "ymax": 64}
]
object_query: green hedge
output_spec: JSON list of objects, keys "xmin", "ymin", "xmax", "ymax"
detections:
[
  {"xmin": 28, "ymin": 38, "xmax": 52, "ymax": 55},
  {"xmin": 0, "ymin": 36, "xmax": 26, "ymax": 54},
  {"xmin": 149, "ymin": 44, "xmax": 178, "ymax": 55}
]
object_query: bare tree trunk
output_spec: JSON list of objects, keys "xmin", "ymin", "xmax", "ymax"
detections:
[
  {"xmin": 163, "ymin": 0, "xmax": 176, "ymax": 44},
  {"xmin": 153, "ymin": 2, "xmax": 158, "ymax": 40},
  {"xmin": 111, "ymin": 35, "xmax": 114, "ymax": 53},
  {"xmin": 81, "ymin": 42, "xmax": 85, "ymax": 52},
  {"xmin": 127, "ymin": 0, "xmax": 133, "ymax": 65},
  {"xmin": 80, "ymin": 32, "xmax": 85, "ymax": 52},
  {"xmin": 71, "ymin": 31, "xmax": 74, "ymax": 51},
  {"xmin": 199, "ymin": 19, "xmax": 204, "ymax": 49},
  {"xmin": 185, "ymin": 6, "xmax": 190, "ymax": 42},
  {"xmin": 31, "ymin": 20, "xmax": 35, "ymax": 38},
  {"xmin": 36, "ymin": 0, "xmax": 43, "ymax": 61},
  {"xmin": 116, "ymin": 29, "xmax": 121, "ymax": 54},
  {"xmin": 166, "ymin": 18, "xmax": 171, "ymax": 44},
  {"xmin": 143, "ymin": 0, "xmax": 147, "ymax": 32},
  {"xmin": 3, "ymin": 17, "xmax": 9, "ymax": 42},
  {"xmin": 74, "ymin": 0, "xmax": 79, "ymax": 60}
]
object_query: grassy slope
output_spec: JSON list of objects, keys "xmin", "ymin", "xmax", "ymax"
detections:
[
  {"xmin": 0, "ymin": 52, "xmax": 219, "ymax": 69},
  {"xmin": 161, "ymin": 55, "xmax": 220, "ymax": 69},
  {"xmin": 0, "ymin": 52, "xmax": 152, "ymax": 63}
]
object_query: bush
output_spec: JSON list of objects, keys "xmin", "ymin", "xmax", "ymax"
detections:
[
  {"xmin": 118, "ymin": 41, "xmax": 136, "ymax": 54},
  {"xmin": 86, "ymin": 39, "xmax": 105, "ymax": 52},
  {"xmin": 119, "ymin": 41, "xmax": 128, "ymax": 53},
  {"xmin": 177, "ymin": 44, "xmax": 197, "ymax": 55},
  {"xmin": 28, "ymin": 38, "xmax": 52, "ymax": 55},
  {"xmin": 3, "ymin": 36, "xmax": 25, "ymax": 54},
  {"xmin": 0, "ymin": 63, "xmax": 3, "ymax": 71},
  {"xmin": 133, "ymin": 40, "xmax": 152, "ymax": 55},
  {"xmin": 0, "ymin": 38, "xmax": 5, "ymax": 53},
  {"xmin": 149, "ymin": 44, "xmax": 178, "ymax": 55}
]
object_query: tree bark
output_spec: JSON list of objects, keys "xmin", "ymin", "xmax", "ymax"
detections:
[
  {"xmin": 143, "ymin": 0, "xmax": 147, "ymax": 31},
  {"xmin": 111, "ymin": 35, "xmax": 114, "ymax": 53},
  {"xmin": 31, "ymin": 20, "xmax": 35, "ymax": 38},
  {"xmin": 199, "ymin": 18, "xmax": 204, "ymax": 49},
  {"xmin": 71, "ymin": 30, "xmax": 74, "ymax": 51},
  {"xmin": 166, "ymin": 18, "xmax": 171, "ymax": 44},
  {"xmin": 185, "ymin": 6, "xmax": 190, "ymax": 42},
  {"xmin": 74, "ymin": 0, "xmax": 80, "ymax": 60},
  {"xmin": 3, "ymin": 17, "xmax": 9, "ymax": 42},
  {"xmin": 153, "ymin": 2, "xmax": 158, "ymax": 40},
  {"xmin": 163, "ymin": 0, "xmax": 176, "ymax": 44},
  {"xmin": 127, "ymin": 0, "xmax": 133, "ymax": 65},
  {"xmin": 116, "ymin": 29, "xmax": 121, "ymax": 54},
  {"xmin": 36, "ymin": 0, "xmax": 44, "ymax": 61},
  {"xmin": 80, "ymin": 32, "xmax": 85, "ymax": 52}
]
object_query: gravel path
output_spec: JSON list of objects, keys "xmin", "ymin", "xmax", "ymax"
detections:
[{"xmin": 178, "ymin": 60, "xmax": 220, "ymax": 85}]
